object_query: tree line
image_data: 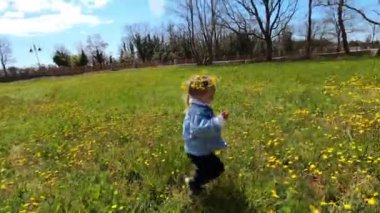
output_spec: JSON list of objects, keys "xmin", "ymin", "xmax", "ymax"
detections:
[{"xmin": 1, "ymin": 0, "xmax": 380, "ymax": 76}]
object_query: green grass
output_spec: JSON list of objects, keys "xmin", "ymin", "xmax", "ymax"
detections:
[{"xmin": 1, "ymin": 58, "xmax": 380, "ymax": 212}]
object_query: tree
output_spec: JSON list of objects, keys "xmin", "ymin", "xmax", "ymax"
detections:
[
  {"xmin": 316, "ymin": 0, "xmax": 354, "ymax": 54},
  {"xmin": 323, "ymin": 6, "xmax": 342, "ymax": 52},
  {"xmin": 166, "ymin": 23, "xmax": 193, "ymax": 60},
  {"xmin": 317, "ymin": 1, "xmax": 358, "ymax": 53},
  {"xmin": 281, "ymin": 27, "xmax": 294, "ymax": 55},
  {"xmin": 119, "ymin": 41, "xmax": 128, "ymax": 62},
  {"xmin": 365, "ymin": 24, "xmax": 378, "ymax": 48},
  {"xmin": 86, "ymin": 34, "xmax": 108, "ymax": 66},
  {"xmin": 174, "ymin": 0, "xmax": 218, "ymax": 65},
  {"xmin": 342, "ymin": 3, "xmax": 380, "ymax": 26},
  {"xmin": 53, "ymin": 47, "xmax": 71, "ymax": 67},
  {"xmin": 109, "ymin": 55, "xmax": 114, "ymax": 64},
  {"xmin": 119, "ymin": 38, "xmax": 136, "ymax": 63},
  {"xmin": 219, "ymin": 0, "xmax": 298, "ymax": 61},
  {"xmin": 71, "ymin": 50, "xmax": 89, "ymax": 67},
  {"xmin": 125, "ymin": 24, "xmax": 159, "ymax": 63},
  {"xmin": 78, "ymin": 50, "xmax": 89, "ymax": 66},
  {"xmin": 0, "ymin": 38, "xmax": 13, "ymax": 77},
  {"xmin": 337, "ymin": 0, "xmax": 350, "ymax": 54},
  {"xmin": 71, "ymin": 55, "xmax": 80, "ymax": 67},
  {"xmin": 306, "ymin": 0, "xmax": 314, "ymax": 58}
]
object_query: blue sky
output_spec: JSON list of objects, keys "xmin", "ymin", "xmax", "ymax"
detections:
[
  {"xmin": 0, "ymin": 0, "xmax": 378, "ymax": 68},
  {"xmin": 0, "ymin": 0, "xmax": 170, "ymax": 67}
]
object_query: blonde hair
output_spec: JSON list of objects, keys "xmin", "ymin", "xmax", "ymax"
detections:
[{"xmin": 183, "ymin": 75, "xmax": 217, "ymax": 106}]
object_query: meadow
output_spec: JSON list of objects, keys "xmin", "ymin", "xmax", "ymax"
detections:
[{"xmin": 1, "ymin": 58, "xmax": 380, "ymax": 212}]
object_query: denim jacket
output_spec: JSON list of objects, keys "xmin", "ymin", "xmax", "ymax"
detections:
[{"xmin": 183, "ymin": 99, "xmax": 227, "ymax": 156}]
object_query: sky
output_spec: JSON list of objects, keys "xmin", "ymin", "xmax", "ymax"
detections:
[
  {"xmin": 0, "ymin": 0, "xmax": 170, "ymax": 67},
  {"xmin": 0, "ymin": 0, "xmax": 378, "ymax": 68}
]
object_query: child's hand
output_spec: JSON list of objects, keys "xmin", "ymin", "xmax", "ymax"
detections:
[{"xmin": 221, "ymin": 111, "xmax": 229, "ymax": 120}]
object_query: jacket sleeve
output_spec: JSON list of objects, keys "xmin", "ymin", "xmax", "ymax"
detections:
[{"xmin": 189, "ymin": 114, "xmax": 224, "ymax": 138}]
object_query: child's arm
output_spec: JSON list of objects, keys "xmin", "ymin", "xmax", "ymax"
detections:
[
  {"xmin": 190, "ymin": 115, "xmax": 224, "ymax": 138},
  {"xmin": 190, "ymin": 112, "xmax": 229, "ymax": 138}
]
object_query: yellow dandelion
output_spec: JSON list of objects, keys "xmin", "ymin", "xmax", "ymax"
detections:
[
  {"xmin": 343, "ymin": 204, "xmax": 352, "ymax": 210},
  {"xmin": 366, "ymin": 197, "xmax": 376, "ymax": 205},
  {"xmin": 271, "ymin": 190, "xmax": 280, "ymax": 198},
  {"xmin": 309, "ymin": 205, "xmax": 320, "ymax": 213},
  {"xmin": 0, "ymin": 184, "xmax": 7, "ymax": 190}
]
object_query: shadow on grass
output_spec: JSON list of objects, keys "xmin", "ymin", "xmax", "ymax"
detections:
[{"xmin": 197, "ymin": 180, "xmax": 254, "ymax": 213}]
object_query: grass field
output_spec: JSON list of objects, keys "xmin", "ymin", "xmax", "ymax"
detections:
[{"xmin": 1, "ymin": 58, "xmax": 380, "ymax": 212}]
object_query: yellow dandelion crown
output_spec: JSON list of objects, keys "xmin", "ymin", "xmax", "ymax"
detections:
[{"xmin": 181, "ymin": 74, "xmax": 218, "ymax": 92}]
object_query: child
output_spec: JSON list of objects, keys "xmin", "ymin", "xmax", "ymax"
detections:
[{"xmin": 182, "ymin": 75, "xmax": 229, "ymax": 195}]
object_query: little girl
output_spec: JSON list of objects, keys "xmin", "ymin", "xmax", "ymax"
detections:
[{"xmin": 182, "ymin": 75, "xmax": 229, "ymax": 195}]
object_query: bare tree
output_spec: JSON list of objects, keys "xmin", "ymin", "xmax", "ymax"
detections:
[
  {"xmin": 174, "ymin": 0, "xmax": 218, "ymax": 65},
  {"xmin": 317, "ymin": 0, "xmax": 361, "ymax": 54},
  {"xmin": 219, "ymin": 0, "xmax": 298, "ymax": 61},
  {"xmin": 342, "ymin": 3, "xmax": 380, "ymax": 26},
  {"xmin": 306, "ymin": 0, "xmax": 314, "ymax": 58},
  {"xmin": 296, "ymin": 17, "xmax": 329, "ymax": 54},
  {"xmin": 123, "ymin": 24, "xmax": 149, "ymax": 62},
  {"xmin": 323, "ymin": 6, "xmax": 342, "ymax": 52},
  {"xmin": 337, "ymin": 0, "xmax": 350, "ymax": 54},
  {"xmin": 369, "ymin": 24, "xmax": 378, "ymax": 48},
  {"xmin": 124, "ymin": 24, "xmax": 162, "ymax": 63},
  {"xmin": 0, "ymin": 38, "xmax": 13, "ymax": 77},
  {"xmin": 86, "ymin": 34, "xmax": 108, "ymax": 67}
]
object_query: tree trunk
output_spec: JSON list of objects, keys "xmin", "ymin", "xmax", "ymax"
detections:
[
  {"xmin": 189, "ymin": 0, "xmax": 202, "ymax": 65},
  {"xmin": 306, "ymin": 0, "xmax": 313, "ymax": 58},
  {"xmin": 264, "ymin": 1, "xmax": 273, "ymax": 61},
  {"xmin": 265, "ymin": 36, "xmax": 273, "ymax": 61},
  {"xmin": 371, "ymin": 24, "xmax": 376, "ymax": 48},
  {"xmin": 338, "ymin": 0, "xmax": 350, "ymax": 54},
  {"xmin": 336, "ymin": 30, "xmax": 341, "ymax": 52},
  {"xmin": 1, "ymin": 61, "xmax": 7, "ymax": 77},
  {"xmin": 209, "ymin": 0, "xmax": 215, "ymax": 64}
]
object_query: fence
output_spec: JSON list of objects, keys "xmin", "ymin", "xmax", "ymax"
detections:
[{"xmin": 0, "ymin": 49, "xmax": 377, "ymax": 83}]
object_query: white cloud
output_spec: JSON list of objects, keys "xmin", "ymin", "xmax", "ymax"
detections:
[
  {"xmin": 149, "ymin": 0, "xmax": 165, "ymax": 17},
  {"xmin": 0, "ymin": 0, "xmax": 112, "ymax": 36},
  {"xmin": 80, "ymin": 0, "xmax": 110, "ymax": 8},
  {"xmin": 12, "ymin": 0, "xmax": 52, "ymax": 13},
  {"xmin": 0, "ymin": 12, "xmax": 105, "ymax": 36},
  {"xmin": 0, "ymin": 1, "xmax": 8, "ymax": 12},
  {"xmin": 3, "ymin": 11, "xmax": 24, "ymax": 18}
]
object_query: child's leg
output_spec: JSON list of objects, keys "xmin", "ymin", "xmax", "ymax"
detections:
[
  {"xmin": 187, "ymin": 154, "xmax": 209, "ymax": 190},
  {"xmin": 187, "ymin": 153, "xmax": 224, "ymax": 188},
  {"xmin": 204, "ymin": 153, "xmax": 224, "ymax": 182}
]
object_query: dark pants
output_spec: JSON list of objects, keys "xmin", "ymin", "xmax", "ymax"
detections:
[{"xmin": 187, "ymin": 153, "xmax": 225, "ymax": 189}]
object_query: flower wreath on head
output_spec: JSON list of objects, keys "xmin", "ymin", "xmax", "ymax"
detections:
[{"xmin": 181, "ymin": 75, "xmax": 217, "ymax": 92}]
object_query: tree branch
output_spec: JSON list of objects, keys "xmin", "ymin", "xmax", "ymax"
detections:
[{"xmin": 343, "ymin": 4, "xmax": 380, "ymax": 25}]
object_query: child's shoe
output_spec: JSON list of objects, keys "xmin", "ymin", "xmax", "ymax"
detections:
[{"xmin": 185, "ymin": 177, "xmax": 203, "ymax": 196}]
